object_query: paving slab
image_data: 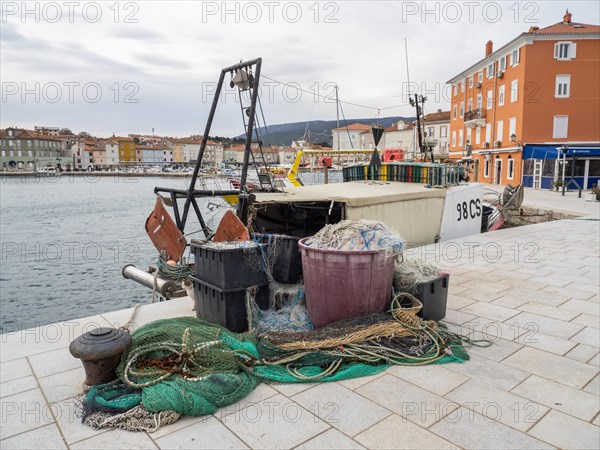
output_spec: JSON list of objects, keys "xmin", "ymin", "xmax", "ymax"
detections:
[
  {"xmin": 0, "ymin": 388, "xmax": 54, "ymax": 439},
  {"xmin": 354, "ymin": 414, "xmax": 458, "ymax": 449},
  {"xmin": 387, "ymin": 364, "xmax": 469, "ymax": 396},
  {"xmin": 0, "ymin": 375, "xmax": 38, "ymax": 398},
  {"xmin": 0, "ymin": 423, "xmax": 67, "ymax": 449},
  {"xmin": 296, "ymin": 428, "xmax": 365, "ymax": 449},
  {"xmin": 355, "ymin": 374, "xmax": 459, "ymax": 428},
  {"xmin": 445, "ymin": 379, "xmax": 548, "ymax": 432},
  {"xmin": 429, "ymin": 408, "xmax": 551, "ymax": 449},
  {"xmin": 511, "ymin": 375, "xmax": 599, "ymax": 422},
  {"xmin": 528, "ymin": 410, "xmax": 600, "ymax": 450},
  {"xmin": 503, "ymin": 347, "xmax": 598, "ymax": 389},
  {"xmin": 154, "ymin": 415, "xmax": 248, "ymax": 449},
  {"xmin": 293, "ymin": 383, "xmax": 390, "ymax": 437},
  {"xmin": 221, "ymin": 394, "xmax": 329, "ymax": 449},
  {"xmin": 70, "ymin": 428, "xmax": 158, "ymax": 449}
]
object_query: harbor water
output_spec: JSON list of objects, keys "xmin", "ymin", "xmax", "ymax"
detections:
[{"xmin": 0, "ymin": 174, "xmax": 231, "ymax": 333}]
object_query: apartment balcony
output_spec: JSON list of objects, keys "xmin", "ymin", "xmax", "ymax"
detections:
[{"xmin": 463, "ymin": 108, "xmax": 486, "ymax": 128}]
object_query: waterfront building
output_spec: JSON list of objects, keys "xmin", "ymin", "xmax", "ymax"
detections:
[
  {"xmin": 117, "ymin": 138, "xmax": 136, "ymax": 164},
  {"xmin": 103, "ymin": 139, "xmax": 121, "ymax": 166},
  {"xmin": 332, "ymin": 123, "xmax": 370, "ymax": 150},
  {"xmin": 91, "ymin": 143, "xmax": 106, "ymax": 168},
  {"xmin": 0, "ymin": 127, "xmax": 71, "ymax": 171},
  {"xmin": 171, "ymin": 141, "xmax": 185, "ymax": 163},
  {"xmin": 73, "ymin": 140, "xmax": 96, "ymax": 170},
  {"xmin": 381, "ymin": 120, "xmax": 416, "ymax": 157},
  {"xmin": 205, "ymin": 140, "xmax": 225, "ymax": 166},
  {"xmin": 136, "ymin": 146, "xmax": 173, "ymax": 164},
  {"xmin": 447, "ymin": 10, "xmax": 600, "ymax": 186},
  {"xmin": 422, "ymin": 110, "xmax": 451, "ymax": 160}
]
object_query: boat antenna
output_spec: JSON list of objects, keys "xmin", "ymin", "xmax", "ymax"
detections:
[
  {"xmin": 335, "ymin": 84, "xmax": 340, "ymax": 149},
  {"xmin": 404, "ymin": 38, "xmax": 411, "ymax": 89}
]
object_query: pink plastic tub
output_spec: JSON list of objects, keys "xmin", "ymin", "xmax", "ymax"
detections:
[{"xmin": 299, "ymin": 237, "xmax": 395, "ymax": 328}]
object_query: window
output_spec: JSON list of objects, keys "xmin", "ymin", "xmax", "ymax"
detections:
[
  {"xmin": 477, "ymin": 93, "xmax": 482, "ymax": 110},
  {"xmin": 427, "ymin": 127, "xmax": 435, "ymax": 137},
  {"xmin": 468, "ymin": 98, "xmax": 473, "ymax": 112},
  {"xmin": 509, "ymin": 117, "xmax": 517, "ymax": 140},
  {"xmin": 497, "ymin": 120, "xmax": 504, "ymax": 142},
  {"xmin": 440, "ymin": 126, "xmax": 448, "ymax": 138},
  {"xmin": 458, "ymin": 129, "xmax": 464, "ymax": 147},
  {"xmin": 487, "ymin": 63, "xmax": 494, "ymax": 78},
  {"xmin": 469, "ymin": 76, "xmax": 473, "ymax": 88},
  {"xmin": 9, "ymin": 150, "xmax": 14, "ymax": 157},
  {"xmin": 485, "ymin": 124, "xmax": 491, "ymax": 143},
  {"xmin": 475, "ymin": 126, "xmax": 481, "ymax": 144},
  {"xmin": 453, "ymin": 105, "xmax": 457, "ymax": 120},
  {"xmin": 554, "ymin": 42, "xmax": 576, "ymax": 60},
  {"xmin": 0, "ymin": 150, "xmax": 4, "ymax": 157},
  {"xmin": 453, "ymin": 85, "xmax": 458, "ymax": 96},
  {"xmin": 510, "ymin": 80, "xmax": 519, "ymax": 102},
  {"xmin": 452, "ymin": 131, "xmax": 456, "ymax": 147},
  {"xmin": 466, "ymin": 128, "xmax": 472, "ymax": 144},
  {"xmin": 555, "ymin": 75, "xmax": 571, "ymax": 98},
  {"xmin": 487, "ymin": 90, "xmax": 493, "ymax": 109},
  {"xmin": 460, "ymin": 102, "xmax": 464, "ymax": 118},
  {"xmin": 553, "ymin": 115, "xmax": 569, "ymax": 138},
  {"xmin": 499, "ymin": 56, "xmax": 506, "ymax": 72},
  {"xmin": 478, "ymin": 70, "xmax": 483, "ymax": 82},
  {"xmin": 507, "ymin": 157, "xmax": 515, "ymax": 180},
  {"xmin": 484, "ymin": 158, "xmax": 490, "ymax": 177},
  {"xmin": 511, "ymin": 48, "xmax": 520, "ymax": 66},
  {"xmin": 460, "ymin": 81, "xmax": 464, "ymax": 92},
  {"xmin": 498, "ymin": 85, "xmax": 505, "ymax": 106},
  {"xmin": 28, "ymin": 150, "xmax": 32, "ymax": 157}
]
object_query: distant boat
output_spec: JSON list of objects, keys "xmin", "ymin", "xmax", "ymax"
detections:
[{"xmin": 36, "ymin": 166, "xmax": 61, "ymax": 177}]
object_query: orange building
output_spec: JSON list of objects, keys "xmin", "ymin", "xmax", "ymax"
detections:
[
  {"xmin": 447, "ymin": 10, "xmax": 600, "ymax": 186},
  {"xmin": 116, "ymin": 137, "xmax": 136, "ymax": 163}
]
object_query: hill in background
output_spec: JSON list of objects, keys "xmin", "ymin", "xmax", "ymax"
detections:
[{"xmin": 236, "ymin": 116, "xmax": 415, "ymax": 147}]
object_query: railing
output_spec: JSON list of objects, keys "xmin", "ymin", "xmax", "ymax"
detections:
[{"xmin": 464, "ymin": 108, "xmax": 486, "ymax": 121}]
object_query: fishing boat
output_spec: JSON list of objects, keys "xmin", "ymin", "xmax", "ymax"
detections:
[
  {"xmin": 123, "ymin": 58, "xmax": 507, "ymax": 298},
  {"xmin": 36, "ymin": 166, "xmax": 61, "ymax": 177}
]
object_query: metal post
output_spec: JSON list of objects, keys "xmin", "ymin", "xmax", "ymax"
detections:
[
  {"xmin": 323, "ymin": 162, "xmax": 329, "ymax": 184},
  {"xmin": 180, "ymin": 69, "xmax": 226, "ymax": 231},
  {"xmin": 335, "ymin": 85, "xmax": 340, "ymax": 150},
  {"xmin": 179, "ymin": 58, "xmax": 261, "ymax": 232},
  {"xmin": 237, "ymin": 58, "xmax": 262, "ymax": 223},
  {"xmin": 561, "ymin": 150, "xmax": 566, "ymax": 196}
]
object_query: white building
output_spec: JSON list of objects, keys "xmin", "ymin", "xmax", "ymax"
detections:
[
  {"xmin": 104, "ymin": 139, "xmax": 120, "ymax": 166},
  {"xmin": 422, "ymin": 110, "xmax": 451, "ymax": 158},
  {"xmin": 137, "ymin": 147, "xmax": 173, "ymax": 163},
  {"xmin": 332, "ymin": 123, "xmax": 370, "ymax": 150},
  {"xmin": 382, "ymin": 120, "xmax": 416, "ymax": 154}
]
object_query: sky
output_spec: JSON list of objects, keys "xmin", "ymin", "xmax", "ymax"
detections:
[{"xmin": 1, "ymin": 1, "xmax": 599, "ymax": 138}]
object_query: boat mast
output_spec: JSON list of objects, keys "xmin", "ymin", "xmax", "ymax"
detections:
[{"xmin": 336, "ymin": 85, "xmax": 340, "ymax": 150}]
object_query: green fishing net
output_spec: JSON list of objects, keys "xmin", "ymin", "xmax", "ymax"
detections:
[{"xmin": 112, "ymin": 306, "xmax": 470, "ymax": 418}]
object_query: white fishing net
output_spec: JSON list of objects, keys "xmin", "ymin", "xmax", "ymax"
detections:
[
  {"xmin": 302, "ymin": 220, "xmax": 404, "ymax": 260},
  {"xmin": 394, "ymin": 255, "xmax": 442, "ymax": 294}
]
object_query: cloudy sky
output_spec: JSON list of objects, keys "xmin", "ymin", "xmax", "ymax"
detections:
[{"xmin": 1, "ymin": 1, "xmax": 599, "ymax": 138}]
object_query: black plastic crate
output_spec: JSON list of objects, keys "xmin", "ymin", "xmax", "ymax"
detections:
[
  {"xmin": 191, "ymin": 276, "xmax": 269, "ymax": 333},
  {"xmin": 412, "ymin": 274, "xmax": 449, "ymax": 321},
  {"xmin": 191, "ymin": 241, "xmax": 268, "ymax": 290},
  {"xmin": 254, "ymin": 234, "xmax": 303, "ymax": 284}
]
